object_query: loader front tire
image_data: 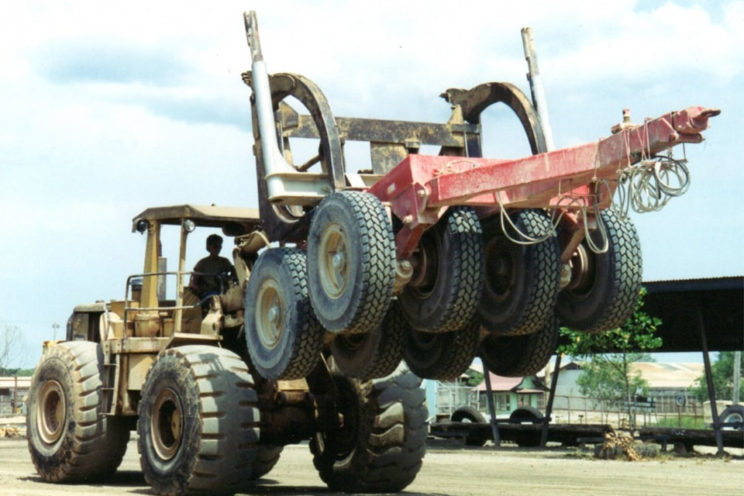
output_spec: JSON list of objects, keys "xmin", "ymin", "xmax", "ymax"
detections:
[
  {"xmin": 27, "ymin": 342, "xmax": 129, "ymax": 482},
  {"xmin": 310, "ymin": 372, "xmax": 427, "ymax": 493},
  {"xmin": 137, "ymin": 346, "xmax": 260, "ymax": 496},
  {"xmin": 400, "ymin": 207, "xmax": 484, "ymax": 333},
  {"xmin": 556, "ymin": 209, "xmax": 642, "ymax": 333},
  {"xmin": 245, "ymin": 247, "xmax": 324, "ymax": 379},
  {"xmin": 308, "ymin": 191, "xmax": 396, "ymax": 334},
  {"xmin": 479, "ymin": 314, "xmax": 558, "ymax": 377}
]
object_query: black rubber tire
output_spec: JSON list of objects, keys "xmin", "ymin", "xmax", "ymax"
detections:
[
  {"xmin": 452, "ymin": 405, "xmax": 486, "ymax": 424},
  {"xmin": 451, "ymin": 406, "xmax": 488, "ymax": 447},
  {"xmin": 403, "ymin": 319, "xmax": 480, "ymax": 380},
  {"xmin": 400, "ymin": 207, "xmax": 484, "ymax": 333},
  {"xmin": 557, "ymin": 209, "xmax": 643, "ymax": 333},
  {"xmin": 26, "ymin": 342, "xmax": 129, "ymax": 482},
  {"xmin": 330, "ymin": 299, "xmax": 406, "ymax": 380},
  {"xmin": 310, "ymin": 372, "xmax": 427, "ymax": 493},
  {"xmin": 509, "ymin": 406, "xmax": 542, "ymax": 423},
  {"xmin": 509, "ymin": 407, "xmax": 543, "ymax": 447},
  {"xmin": 137, "ymin": 346, "xmax": 260, "ymax": 496},
  {"xmin": 479, "ymin": 315, "xmax": 558, "ymax": 377},
  {"xmin": 720, "ymin": 404, "xmax": 744, "ymax": 430},
  {"xmin": 308, "ymin": 191, "xmax": 396, "ymax": 334},
  {"xmin": 245, "ymin": 247, "xmax": 324, "ymax": 380},
  {"xmin": 249, "ymin": 445, "xmax": 284, "ymax": 480},
  {"xmin": 478, "ymin": 209, "xmax": 560, "ymax": 335}
]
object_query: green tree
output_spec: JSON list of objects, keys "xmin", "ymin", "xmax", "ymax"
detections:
[
  {"xmin": 690, "ymin": 351, "xmax": 744, "ymax": 402},
  {"xmin": 557, "ymin": 289, "xmax": 662, "ymax": 428},
  {"xmin": 463, "ymin": 369, "xmax": 484, "ymax": 387}
]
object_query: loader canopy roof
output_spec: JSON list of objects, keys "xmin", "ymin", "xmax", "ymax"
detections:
[{"xmin": 132, "ymin": 204, "xmax": 261, "ymax": 236}]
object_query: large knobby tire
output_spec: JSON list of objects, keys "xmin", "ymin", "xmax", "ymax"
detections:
[
  {"xmin": 403, "ymin": 319, "xmax": 480, "ymax": 380},
  {"xmin": 330, "ymin": 299, "xmax": 406, "ymax": 380},
  {"xmin": 245, "ymin": 247, "xmax": 324, "ymax": 379},
  {"xmin": 26, "ymin": 341, "xmax": 130, "ymax": 482},
  {"xmin": 137, "ymin": 346, "xmax": 260, "ymax": 496},
  {"xmin": 451, "ymin": 406, "xmax": 488, "ymax": 447},
  {"xmin": 557, "ymin": 209, "xmax": 643, "ymax": 333},
  {"xmin": 400, "ymin": 207, "xmax": 484, "ymax": 333},
  {"xmin": 479, "ymin": 315, "xmax": 558, "ymax": 377},
  {"xmin": 478, "ymin": 209, "xmax": 560, "ymax": 335},
  {"xmin": 311, "ymin": 372, "xmax": 427, "ymax": 493},
  {"xmin": 308, "ymin": 191, "xmax": 396, "ymax": 334}
]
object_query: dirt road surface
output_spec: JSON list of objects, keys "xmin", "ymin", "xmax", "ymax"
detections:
[{"xmin": 2, "ymin": 438, "xmax": 742, "ymax": 495}]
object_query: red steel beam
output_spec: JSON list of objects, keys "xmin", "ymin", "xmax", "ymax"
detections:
[
  {"xmin": 370, "ymin": 106, "xmax": 718, "ymax": 212},
  {"xmin": 367, "ymin": 106, "xmax": 718, "ymax": 258}
]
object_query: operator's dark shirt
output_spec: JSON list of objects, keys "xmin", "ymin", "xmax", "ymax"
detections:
[{"xmin": 192, "ymin": 255, "xmax": 234, "ymax": 295}]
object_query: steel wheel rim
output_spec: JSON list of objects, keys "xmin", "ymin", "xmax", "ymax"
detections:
[
  {"xmin": 318, "ymin": 223, "xmax": 349, "ymax": 299},
  {"xmin": 151, "ymin": 388, "xmax": 183, "ymax": 461},
  {"xmin": 256, "ymin": 279, "xmax": 284, "ymax": 350},
  {"xmin": 410, "ymin": 329, "xmax": 438, "ymax": 350},
  {"xmin": 408, "ymin": 231, "xmax": 439, "ymax": 298},
  {"xmin": 37, "ymin": 380, "xmax": 66, "ymax": 445},
  {"xmin": 565, "ymin": 244, "xmax": 595, "ymax": 295},
  {"xmin": 484, "ymin": 236, "xmax": 518, "ymax": 304}
]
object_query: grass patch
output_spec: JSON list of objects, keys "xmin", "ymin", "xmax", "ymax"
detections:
[{"xmin": 653, "ymin": 415, "xmax": 706, "ymax": 429}]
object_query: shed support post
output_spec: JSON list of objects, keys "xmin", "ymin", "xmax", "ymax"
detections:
[
  {"xmin": 541, "ymin": 354, "xmax": 561, "ymax": 446},
  {"xmin": 698, "ymin": 305, "xmax": 725, "ymax": 455},
  {"xmin": 482, "ymin": 364, "xmax": 501, "ymax": 447}
]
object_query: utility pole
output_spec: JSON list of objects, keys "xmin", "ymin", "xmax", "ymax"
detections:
[{"xmin": 734, "ymin": 350, "xmax": 741, "ymax": 405}]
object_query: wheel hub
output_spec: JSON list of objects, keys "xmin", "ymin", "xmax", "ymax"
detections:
[
  {"xmin": 151, "ymin": 388, "xmax": 183, "ymax": 461},
  {"xmin": 319, "ymin": 224, "xmax": 349, "ymax": 299},
  {"xmin": 257, "ymin": 280, "xmax": 284, "ymax": 349},
  {"xmin": 37, "ymin": 380, "xmax": 66, "ymax": 445},
  {"xmin": 565, "ymin": 244, "xmax": 594, "ymax": 294},
  {"xmin": 485, "ymin": 237, "xmax": 517, "ymax": 303},
  {"xmin": 408, "ymin": 231, "xmax": 439, "ymax": 296}
]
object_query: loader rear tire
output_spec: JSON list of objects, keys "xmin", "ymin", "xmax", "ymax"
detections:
[
  {"xmin": 308, "ymin": 191, "xmax": 396, "ymax": 334},
  {"xmin": 330, "ymin": 300, "xmax": 406, "ymax": 380},
  {"xmin": 137, "ymin": 346, "xmax": 260, "ymax": 496},
  {"xmin": 400, "ymin": 207, "xmax": 484, "ymax": 333},
  {"xmin": 556, "ymin": 209, "xmax": 642, "ymax": 333},
  {"xmin": 479, "ymin": 315, "xmax": 558, "ymax": 377},
  {"xmin": 310, "ymin": 372, "xmax": 427, "ymax": 493},
  {"xmin": 27, "ymin": 342, "xmax": 130, "ymax": 482},
  {"xmin": 245, "ymin": 247, "xmax": 324, "ymax": 379},
  {"xmin": 403, "ymin": 319, "xmax": 480, "ymax": 380},
  {"xmin": 478, "ymin": 209, "xmax": 560, "ymax": 335}
]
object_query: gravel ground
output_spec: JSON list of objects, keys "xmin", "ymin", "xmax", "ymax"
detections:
[{"xmin": 2, "ymin": 437, "xmax": 742, "ymax": 495}]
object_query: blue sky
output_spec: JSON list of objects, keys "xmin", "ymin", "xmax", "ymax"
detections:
[{"xmin": 1, "ymin": 1, "xmax": 742, "ymax": 368}]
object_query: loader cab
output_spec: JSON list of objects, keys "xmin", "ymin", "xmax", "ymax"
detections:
[
  {"xmin": 68, "ymin": 205, "xmax": 265, "ymax": 345},
  {"xmin": 126, "ymin": 204, "xmax": 263, "ymax": 341}
]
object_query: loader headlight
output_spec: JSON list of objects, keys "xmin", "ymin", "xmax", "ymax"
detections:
[
  {"xmin": 183, "ymin": 219, "xmax": 196, "ymax": 233},
  {"xmin": 136, "ymin": 219, "xmax": 149, "ymax": 233}
]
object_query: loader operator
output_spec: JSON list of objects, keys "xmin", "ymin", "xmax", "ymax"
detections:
[{"xmin": 189, "ymin": 234, "xmax": 236, "ymax": 298}]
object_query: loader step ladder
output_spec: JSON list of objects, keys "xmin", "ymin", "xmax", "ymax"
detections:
[{"xmin": 102, "ymin": 351, "xmax": 120, "ymax": 416}]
